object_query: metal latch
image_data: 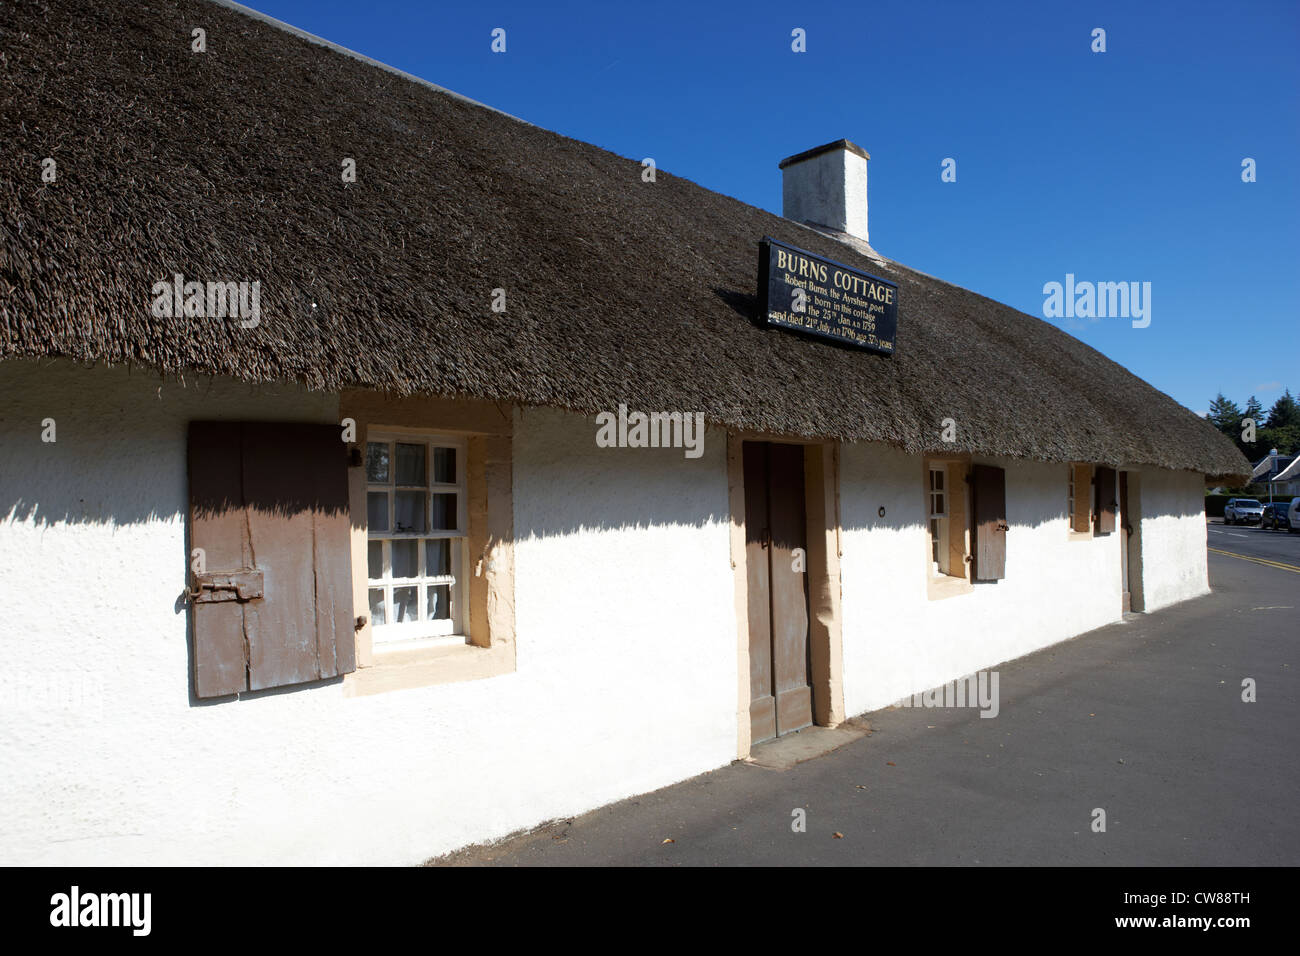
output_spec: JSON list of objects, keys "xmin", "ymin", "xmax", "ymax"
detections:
[{"xmin": 189, "ymin": 569, "xmax": 264, "ymax": 604}]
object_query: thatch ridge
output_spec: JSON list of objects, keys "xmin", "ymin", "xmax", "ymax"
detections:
[{"xmin": 0, "ymin": 0, "xmax": 1250, "ymax": 481}]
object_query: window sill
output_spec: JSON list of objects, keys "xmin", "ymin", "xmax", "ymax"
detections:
[
  {"xmin": 343, "ymin": 638, "xmax": 514, "ymax": 697},
  {"xmin": 927, "ymin": 572, "xmax": 973, "ymax": 601}
]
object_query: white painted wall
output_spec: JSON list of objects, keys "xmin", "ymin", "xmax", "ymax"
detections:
[
  {"xmin": 0, "ymin": 360, "xmax": 1212, "ymax": 864},
  {"xmin": 0, "ymin": 361, "xmax": 737, "ymax": 865},
  {"xmin": 782, "ymin": 147, "xmax": 869, "ymax": 242},
  {"xmin": 837, "ymin": 443, "xmax": 1209, "ymax": 715},
  {"xmin": 1134, "ymin": 468, "xmax": 1210, "ymax": 612}
]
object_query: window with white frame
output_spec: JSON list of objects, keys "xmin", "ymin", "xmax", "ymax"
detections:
[
  {"xmin": 928, "ymin": 465, "xmax": 950, "ymax": 575},
  {"xmin": 365, "ymin": 434, "xmax": 467, "ymax": 645}
]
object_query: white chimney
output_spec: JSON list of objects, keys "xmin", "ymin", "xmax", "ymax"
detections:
[{"xmin": 779, "ymin": 140, "xmax": 870, "ymax": 243}]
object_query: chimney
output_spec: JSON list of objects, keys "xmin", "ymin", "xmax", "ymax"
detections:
[{"xmin": 779, "ymin": 139, "xmax": 870, "ymax": 243}]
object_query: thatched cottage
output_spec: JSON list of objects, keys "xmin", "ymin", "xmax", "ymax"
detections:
[{"xmin": 0, "ymin": 0, "xmax": 1249, "ymax": 864}]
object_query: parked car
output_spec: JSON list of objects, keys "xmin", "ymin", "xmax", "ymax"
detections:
[
  {"xmin": 1289, "ymin": 498, "xmax": 1300, "ymax": 534},
  {"xmin": 1224, "ymin": 498, "xmax": 1264, "ymax": 525},
  {"xmin": 1261, "ymin": 502, "xmax": 1293, "ymax": 530}
]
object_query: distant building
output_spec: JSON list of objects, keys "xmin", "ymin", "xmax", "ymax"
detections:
[
  {"xmin": 1249, "ymin": 453, "xmax": 1297, "ymax": 498},
  {"xmin": 1266, "ymin": 456, "xmax": 1300, "ymax": 497}
]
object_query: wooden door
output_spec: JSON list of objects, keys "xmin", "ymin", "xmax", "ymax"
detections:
[
  {"xmin": 744, "ymin": 442, "xmax": 812, "ymax": 745},
  {"xmin": 1119, "ymin": 472, "xmax": 1131, "ymax": 613},
  {"xmin": 971, "ymin": 464, "xmax": 1007, "ymax": 581}
]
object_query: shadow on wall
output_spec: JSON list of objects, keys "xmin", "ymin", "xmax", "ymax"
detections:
[
  {"xmin": 1, "ymin": 359, "xmax": 342, "ymax": 527},
  {"xmin": 509, "ymin": 405, "xmax": 730, "ymax": 542}
]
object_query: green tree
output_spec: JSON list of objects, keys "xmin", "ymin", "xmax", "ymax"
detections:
[
  {"xmin": 1260, "ymin": 389, "xmax": 1300, "ymax": 456},
  {"xmin": 1205, "ymin": 393, "xmax": 1243, "ymax": 435},
  {"xmin": 1243, "ymin": 395, "xmax": 1264, "ymax": 427},
  {"xmin": 1265, "ymin": 389, "xmax": 1299, "ymax": 429}
]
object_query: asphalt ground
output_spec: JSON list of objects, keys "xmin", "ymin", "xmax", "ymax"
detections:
[
  {"xmin": 1207, "ymin": 513, "xmax": 1300, "ymax": 567},
  {"xmin": 436, "ymin": 525, "xmax": 1299, "ymax": 866}
]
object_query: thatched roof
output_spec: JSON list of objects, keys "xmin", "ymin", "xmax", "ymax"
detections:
[{"xmin": 0, "ymin": 0, "xmax": 1250, "ymax": 481}]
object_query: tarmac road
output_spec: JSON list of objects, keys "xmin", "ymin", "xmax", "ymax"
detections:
[
  {"xmin": 1207, "ymin": 514, "xmax": 1300, "ymax": 567},
  {"xmin": 436, "ymin": 527, "xmax": 1300, "ymax": 866}
]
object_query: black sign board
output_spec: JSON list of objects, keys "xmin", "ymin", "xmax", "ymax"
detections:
[{"xmin": 757, "ymin": 237, "xmax": 898, "ymax": 355}]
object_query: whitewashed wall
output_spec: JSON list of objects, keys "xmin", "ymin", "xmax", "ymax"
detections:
[
  {"xmin": 1134, "ymin": 468, "xmax": 1210, "ymax": 612},
  {"xmin": 0, "ymin": 361, "xmax": 736, "ymax": 865},
  {"xmin": 837, "ymin": 445, "xmax": 1210, "ymax": 715},
  {"xmin": 840, "ymin": 443, "xmax": 1174, "ymax": 715},
  {"xmin": 0, "ymin": 360, "xmax": 1212, "ymax": 864}
]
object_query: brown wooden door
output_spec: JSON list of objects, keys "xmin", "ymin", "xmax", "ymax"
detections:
[
  {"xmin": 971, "ymin": 464, "xmax": 1007, "ymax": 582},
  {"xmin": 744, "ymin": 442, "xmax": 812, "ymax": 745},
  {"xmin": 1119, "ymin": 472, "xmax": 1131, "ymax": 613}
]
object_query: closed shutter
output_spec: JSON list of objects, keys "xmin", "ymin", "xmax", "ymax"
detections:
[
  {"xmin": 1071, "ymin": 464, "xmax": 1092, "ymax": 532},
  {"xmin": 971, "ymin": 464, "xmax": 1007, "ymax": 582},
  {"xmin": 1095, "ymin": 466, "xmax": 1117, "ymax": 535},
  {"xmin": 189, "ymin": 422, "xmax": 356, "ymax": 698}
]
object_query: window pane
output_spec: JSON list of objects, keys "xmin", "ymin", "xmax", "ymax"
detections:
[
  {"xmin": 395, "ymin": 443, "xmax": 426, "ymax": 486},
  {"xmin": 367, "ymin": 492, "xmax": 389, "ymax": 532},
  {"xmin": 367, "ymin": 541, "xmax": 383, "ymax": 579},
  {"xmin": 393, "ymin": 586, "xmax": 418, "ymax": 623},
  {"xmin": 426, "ymin": 539, "xmax": 451, "ymax": 576},
  {"xmin": 432, "ymin": 447, "xmax": 456, "ymax": 484},
  {"xmin": 394, "ymin": 491, "xmax": 426, "ymax": 533},
  {"xmin": 426, "ymin": 584, "xmax": 450, "ymax": 621},
  {"xmin": 366, "ymin": 443, "xmax": 390, "ymax": 483},
  {"xmin": 391, "ymin": 539, "xmax": 418, "ymax": 579},
  {"xmin": 934, "ymin": 492, "xmax": 944, "ymax": 515},
  {"xmin": 431, "ymin": 493, "xmax": 457, "ymax": 531},
  {"xmin": 368, "ymin": 588, "xmax": 387, "ymax": 626}
]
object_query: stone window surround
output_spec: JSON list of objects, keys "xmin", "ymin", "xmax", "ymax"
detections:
[
  {"xmin": 341, "ymin": 392, "xmax": 515, "ymax": 697},
  {"xmin": 923, "ymin": 454, "xmax": 974, "ymax": 601}
]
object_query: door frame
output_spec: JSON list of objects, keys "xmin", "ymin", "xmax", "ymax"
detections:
[
  {"xmin": 728, "ymin": 433, "xmax": 845, "ymax": 758},
  {"xmin": 1120, "ymin": 469, "xmax": 1144, "ymax": 613}
]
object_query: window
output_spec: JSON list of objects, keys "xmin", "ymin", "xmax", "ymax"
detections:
[
  {"xmin": 365, "ymin": 434, "xmax": 467, "ymax": 645},
  {"xmin": 1068, "ymin": 464, "xmax": 1092, "ymax": 533},
  {"xmin": 924, "ymin": 459, "xmax": 970, "ymax": 588},
  {"xmin": 928, "ymin": 465, "xmax": 950, "ymax": 575}
]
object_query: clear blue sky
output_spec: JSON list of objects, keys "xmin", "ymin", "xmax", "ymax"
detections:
[{"xmin": 247, "ymin": 0, "xmax": 1298, "ymax": 416}]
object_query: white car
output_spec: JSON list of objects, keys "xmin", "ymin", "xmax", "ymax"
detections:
[
  {"xmin": 1289, "ymin": 497, "xmax": 1300, "ymax": 534},
  {"xmin": 1224, "ymin": 498, "xmax": 1264, "ymax": 525}
]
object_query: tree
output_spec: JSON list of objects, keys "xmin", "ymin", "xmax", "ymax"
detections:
[
  {"xmin": 1205, "ymin": 393, "xmax": 1243, "ymax": 435},
  {"xmin": 1265, "ymin": 389, "xmax": 1300, "ymax": 429},
  {"xmin": 1260, "ymin": 388, "xmax": 1300, "ymax": 456},
  {"xmin": 1243, "ymin": 395, "xmax": 1264, "ymax": 427}
]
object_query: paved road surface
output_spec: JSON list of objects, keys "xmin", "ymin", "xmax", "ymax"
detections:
[
  {"xmin": 437, "ymin": 524, "xmax": 1299, "ymax": 866},
  {"xmin": 1207, "ymin": 515, "xmax": 1300, "ymax": 566}
]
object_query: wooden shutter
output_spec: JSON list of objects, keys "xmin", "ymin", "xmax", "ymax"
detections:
[
  {"xmin": 1095, "ymin": 466, "xmax": 1117, "ymax": 535},
  {"xmin": 189, "ymin": 422, "xmax": 356, "ymax": 698},
  {"xmin": 971, "ymin": 464, "xmax": 1007, "ymax": 582},
  {"xmin": 1071, "ymin": 464, "xmax": 1092, "ymax": 532}
]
